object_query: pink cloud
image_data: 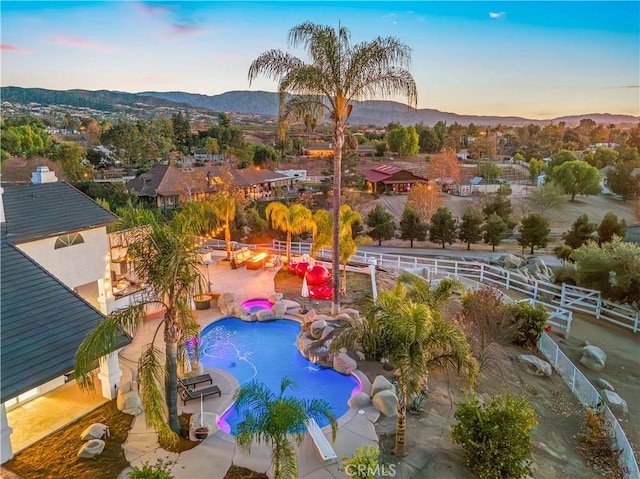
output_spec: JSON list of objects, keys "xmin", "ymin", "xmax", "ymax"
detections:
[
  {"xmin": 52, "ymin": 34, "xmax": 116, "ymax": 52},
  {"xmin": 0, "ymin": 44, "xmax": 33, "ymax": 53},
  {"xmin": 168, "ymin": 23, "xmax": 205, "ymax": 36},
  {"xmin": 134, "ymin": 1, "xmax": 171, "ymax": 16}
]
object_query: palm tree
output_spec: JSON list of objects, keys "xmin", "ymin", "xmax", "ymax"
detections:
[
  {"xmin": 235, "ymin": 377, "xmax": 337, "ymax": 479},
  {"xmin": 265, "ymin": 202, "xmax": 316, "ymax": 265},
  {"xmin": 210, "ymin": 192, "xmax": 237, "ymax": 260},
  {"xmin": 75, "ymin": 216, "xmax": 201, "ymax": 444},
  {"xmin": 333, "ymin": 280, "xmax": 477, "ymax": 456},
  {"xmin": 312, "ymin": 205, "xmax": 370, "ymax": 294},
  {"xmin": 249, "ymin": 22, "xmax": 417, "ymax": 314}
]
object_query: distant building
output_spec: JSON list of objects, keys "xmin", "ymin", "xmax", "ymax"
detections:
[
  {"xmin": 301, "ymin": 143, "xmax": 334, "ymax": 158},
  {"xmin": 126, "ymin": 164, "xmax": 294, "ymax": 208},
  {"xmin": 364, "ymin": 164, "xmax": 428, "ymax": 194}
]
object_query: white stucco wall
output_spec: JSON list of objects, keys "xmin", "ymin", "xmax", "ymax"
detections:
[{"xmin": 16, "ymin": 226, "xmax": 111, "ymax": 291}]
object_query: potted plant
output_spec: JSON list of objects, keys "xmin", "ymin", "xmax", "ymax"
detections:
[{"xmin": 193, "ymin": 278, "xmax": 212, "ymax": 310}]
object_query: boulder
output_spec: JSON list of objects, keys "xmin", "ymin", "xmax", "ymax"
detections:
[
  {"xmin": 297, "ymin": 333, "xmax": 324, "ymax": 358},
  {"xmin": 256, "ymin": 310, "xmax": 276, "ymax": 322},
  {"xmin": 371, "ymin": 375, "xmax": 396, "ymax": 397},
  {"xmin": 239, "ymin": 311, "xmax": 257, "ymax": 322},
  {"xmin": 80, "ymin": 423, "xmax": 108, "ymax": 441},
  {"xmin": 218, "ymin": 292, "xmax": 236, "ymax": 308},
  {"xmin": 117, "ymin": 381, "xmax": 142, "ymax": 416},
  {"xmin": 310, "ymin": 319, "xmax": 327, "ymax": 339},
  {"xmin": 219, "ymin": 302, "xmax": 238, "ymax": 316},
  {"xmin": 601, "ymin": 390, "xmax": 628, "ymax": 416},
  {"xmin": 320, "ymin": 326, "xmax": 334, "ymax": 340},
  {"xmin": 303, "ymin": 309, "xmax": 317, "ymax": 324},
  {"xmin": 334, "ymin": 313, "xmax": 351, "ymax": 321},
  {"xmin": 518, "ymin": 355, "xmax": 552, "ymax": 377},
  {"xmin": 281, "ymin": 299, "xmax": 301, "ymax": 312},
  {"xmin": 77, "ymin": 439, "xmax": 105, "ymax": 459},
  {"xmin": 580, "ymin": 345, "xmax": 607, "ymax": 372},
  {"xmin": 355, "ymin": 350, "xmax": 365, "ymax": 361},
  {"xmin": 372, "ymin": 390, "xmax": 398, "ymax": 417},
  {"xmin": 339, "ymin": 308, "xmax": 360, "ymax": 320},
  {"xmin": 500, "ymin": 254, "xmax": 524, "ymax": 269},
  {"xmin": 333, "ymin": 351, "xmax": 357, "ymax": 375},
  {"xmin": 348, "ymin": 392, "xmax": 372, "ymax": 408},
  {"xmin": 232, "ymin": 305, "xmax": 249, "ymax": 318},
  {"xmin": 268, "ymin": 293, "xmax": 283, "ymax": 304},
  {"xmin": 272, "ymin": 301, "xmax": 287, "ymax": 318},
  {"xmin": 594, "ymin": 378, "xmax": 615, "ymax": 392}
]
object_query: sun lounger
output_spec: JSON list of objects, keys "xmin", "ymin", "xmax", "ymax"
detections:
[
  {"xmin": 306, "ymin": 418, "xmax": 337, "ymax": 465},
  {"xmin": 177, "ymin": 374, "xmax": 213, "ymax": 390},
  {"xmin": 179, "ymin": 383, "xmax": 221, "ymax": 405}
]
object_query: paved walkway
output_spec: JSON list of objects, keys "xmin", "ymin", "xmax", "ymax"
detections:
[{"xmin": 117, "ymin": 251, "xmax": 380, "ymax": 478}]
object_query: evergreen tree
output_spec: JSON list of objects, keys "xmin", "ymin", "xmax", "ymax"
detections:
[
  {"xmin": 458, "ymin": 207, "xmax": 484, "ymax": 250},
  {"xmin": 482, "ymin": 188, "xmax": 515, "ymax": 229},
  {"xmin": 597, "ymin": 212, "xmax": 627, "ymax": 245},
  {"xmin": 483, "ymin": 213, "xmax": 509, "ymax": 252},
  {"xmin": 365, "ymin": 204, "xmax": 396, "ymax": 246},
  {"xmin": 518, "ymin": 213, "xmax": 551, "ymax": 254},
  {"xmin": 606, "ymin": 163, "xmax": 640, "ymax": 202},
  {"xmin": 562, "ymin": 214, "xmax": 596, "ymax": 249},
  {"xmin": 429, "ymin": 207, "xmax": 457, "ymax": 249},
  {"xmin": 400, "ymin": 208, "xmax": 427, "ymax": 247}
]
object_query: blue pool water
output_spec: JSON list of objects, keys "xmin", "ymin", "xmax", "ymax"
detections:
[{"xmin": 199, "ymin": 318, "xmax": 360, "ymax": 434}]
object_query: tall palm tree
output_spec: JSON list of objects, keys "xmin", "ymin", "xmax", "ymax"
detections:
[
  {"xmin": 235, "ymin": 377, "xmax": 337, "ymax": 479},
  {"xmin": 249, "ymin": 22, "xmax": 417, "ymax": 314},
  {"xmin": 210, "ymin": 192, "xmax": 237, "ymax": 260},
  {"xmin": 75, "ymin": 216, "xmax": 201, "ymax": 444},
  {"xmin": 333, "ymin": 281, "xmax": 477, "ymax": 456},
  {"xmin": 265, "ymin": 202, "xmax": 316, "ymax": 265},
  {"xmin": 312, "ymin": 205, "xmax": 370, "ymax": 294}
]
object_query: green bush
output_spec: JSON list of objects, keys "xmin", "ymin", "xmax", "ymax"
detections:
[
  {"xmin": 553, "ymin": 263, "xmax": 577, "ymax": 286},
  {"xmin": 341, "ymin": 446, "xmax": 380, "ymax": 479},
  {"xmin": 128, "ymin": 459, "xmax": 174, "ymax": 479},
  {"xmin": 554, "ymin": 244, "xmax": 573, "ymax": 261},
  {"xmin": 452, "ymin": 393, "xmax": 537, "ymax": 479},
  {"xmin": 509, "ymin": 301, "xmax": 549, "ymax": 348}
]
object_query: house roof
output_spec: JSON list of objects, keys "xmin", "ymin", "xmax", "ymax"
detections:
[
  {"xmin": 364, "ymin": 164, "xmax": 427, "ymax": 184},
  {"xmin": 0, "ymin": 240, "xmax": 131, "ymax": 403},
  {"xmin": 2, "ymin": 182, "xmax": 119, "ymax": 243},
  {"xmin": 127, "ymin": 164, "xmax": 291, "ymax": 198}
]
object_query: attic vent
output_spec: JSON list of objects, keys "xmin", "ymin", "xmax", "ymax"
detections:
[{"xmin": 54, "ymin": 233, "xmax": 85, "ymax": 249}]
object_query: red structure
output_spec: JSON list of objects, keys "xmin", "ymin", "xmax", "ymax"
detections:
[{"xmin": 305, "ymin": 265, "xmax": 331, "ymax": 286}]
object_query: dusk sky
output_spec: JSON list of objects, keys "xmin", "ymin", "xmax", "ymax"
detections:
[{"xmin": 1, "ymin": 1, "xmax": 638, "ymax": 119}]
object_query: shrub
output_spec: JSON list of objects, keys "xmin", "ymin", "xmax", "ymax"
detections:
[
  {"xmin": 128, "ymin": 459, "xmax": 174, "ymax": 479},
  {"xmin": 341, "ymin": 446, "xmax": 381, "ymax": 479},
  {"xmin": 452, "ymin": 393, "xmax": 537, "ymax": 479},
  {"xmin": 509, "ymin": 301, "xmax": 549, "ymax": 348},
  {"xmin": 552, "ymin": 263, "xmax": 577, "ymax": 285},
  {"xmin": 554, "ymin": 244, "xmax": 574, "ymax": 261}
]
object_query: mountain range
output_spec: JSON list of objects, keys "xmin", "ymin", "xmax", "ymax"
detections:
[{"xmin": 2, "ymin": 86, "xmax": 638, "ymax": 127}]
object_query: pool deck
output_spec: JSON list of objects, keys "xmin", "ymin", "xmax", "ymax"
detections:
[{"xmin": 117, "ymin": 250, "xmax": 380, "ymax": 479}]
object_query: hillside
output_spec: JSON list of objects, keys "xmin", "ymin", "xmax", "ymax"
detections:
[{"xmin": 3, "ymin": 86, "xmax": 637, "ymax": 127}]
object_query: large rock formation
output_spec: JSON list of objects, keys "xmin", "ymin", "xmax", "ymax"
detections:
[
  {"xmin": 371, "ymin": 375, "xmax": 396, "ymax": 397},
  {"xmin": 580, "ymin": 345, "xmax": 607, "ymax": 371},
  {"xmin": 517, "ymin": 355, "xmax": 552, "ymax": 377},
  {"xmin": 372, "ymin": 390, "xmax": 398, "ymax": 417},
  {"xmin": 333, "ymin": 351, "xmax": 357, "ymax": 375}
]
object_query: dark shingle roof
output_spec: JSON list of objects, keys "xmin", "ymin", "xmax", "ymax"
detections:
[
  {"xmin": 2, "ymin": 182, "xmax": 119, "ymax": 242},
  {"xmin": 0, "ymin": 240, "xmax": 131, "ymax": 403}
]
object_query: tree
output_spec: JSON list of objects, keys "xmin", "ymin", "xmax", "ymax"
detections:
[
  {"xmin": 406, "ymin": 181, "xmax": 442, "ymax": 221},
  {"xmin": 387, "ymin": 126, "xmax": 419, "ymax": 156},
  {"xmin": 591, "ymin": 147, "xmax": 618, "ymax": 169},
  {"xmin": 50, "ymin": 141, "xmax": 90, "ymax": 182},
  {"xmin": 597, "ymin": 212, "xmax": 626, "ymax": 245},
  {"xmin": 203, "ymin": 137, "xmax": 220, "ymax": 158},
  {"xmin": 562, "ymin": 214, "xmax": 596, "ymax": 249},
  {"xmin": 483, "ymin": 213, "xmax": 509, "ymax": 252},
  {"xmin": 249, "ymin": 22, "xmax": 417, "ymax": 314},
  {"xmin": 75, "ymin": 217, "xmax": 201, "ymax": 444},
  {"xmin": 428, "ymin": 148, "xmax": 461, "ymax": 184},
  {"xmin": 468, "ymin": 136, "xmax": 495, "ymax": 160},
  {"xmin": 429, "ymin": 207, "xmax": 457, "ymax": 248},
  {"xmin": 518, "ymin": 213, "xmax": 550, "ymax": 254},
  {"xmin": 606, "ymin": 163, "xmax": 640, "ymax": 202},
  {"xmin": 235, "ymin": 378, "xmax": 337, "ymax": 479},
  {"xmin": 525, "ymin": 182, "xmax": 566, "ymax": 215},
  {"xmin": 365, "ymin": 204, "xmax": 395, "ymax": 246},
  {"xmin": 172, "ymin": 112, "xmax": 191, "ymax": 152},
  {"xmin": 528, "ymin": 158, "xmax": 545, "ymax": 180},
  {"xmin": 552, "ymin": 161, "xmax": 602, "ymax": 201},
  {"xmin": 548, "ymin": 149, "xmax": 578, "ymax": 169},
  {"xmin": 210, "ymin": 192, "xmax": 237, "ymax": 261},
  {"xmin": 266, "ymin": 202, "xmax": 315, "ymax": 265},
  {"xmin": 399, "ymin": 208, "xmax": 427, "ymax": 247},
  {"xmin": 458, "ymin": 207, "xmax": 484, "ymax": 250},
  {"xmin": 482, "ymin": 188, "xmax": 515, "ymax": 229},
  {"xmin": 452, "ymin": 393, "xmax": 537, "ymax": 479}
]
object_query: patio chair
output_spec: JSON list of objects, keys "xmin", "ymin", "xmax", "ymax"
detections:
[
  {"xmin": 177, "ymin": 374, "xmax": 213, "ymax": 390},
  {"xmin": 179, "ymin": 383, "xmax": 222, "ymax": 405}
]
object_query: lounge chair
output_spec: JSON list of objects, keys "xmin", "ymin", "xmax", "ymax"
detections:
[
  {"xmin": 179, "ymin": 383, "xmax": 221, "ymax": 405},
  {"xmin": 177, "ymin": 374, "xmax": 213, "ymax": 390}
]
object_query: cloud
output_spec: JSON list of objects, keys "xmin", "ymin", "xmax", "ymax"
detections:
[
  {"xmin": 52, "ymin": 34, "xmax": 116, "ymax": 52},
  {"xmin": 1, "ymin": 44, "xmax": 33, "ymax": 53},
  {"xmin": 134, "ymin": 1, "xmax": 171, "ymax": 16},
  {"xmin": 602, "ymin": 85, "xmax": 639, "ymax": 90},
  {"xmin": 167, "ymin": 23, "xmax": 205, "ymax": 36},
  {"xmin": 489, "ymin": 12, "xmax": 506, "ymax": 19},
  {"xmin": 212, "ymin": 53, "xmax": 243, "ymax": 63}
]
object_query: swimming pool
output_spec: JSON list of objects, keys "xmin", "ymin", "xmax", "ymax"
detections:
[{"xmin": 198, "ymin": 318, "xmax": 360, "ymax": 434}]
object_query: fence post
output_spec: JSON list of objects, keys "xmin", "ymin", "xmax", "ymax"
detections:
[
  {"xmin": 397, "ymin": 256, "xmax": 401, "ymax": 273},
  {"xmin": 434, "ymin": 260, "xmax": 438, "ymax": 276},
  {"xmin": 554, "ymin": 343, "xmax": 559, "ymax": 368},
  {"xmin": 506, "ymin": 271, "xmax": 511, "ymax": 290},
  {"xmin": 634, "ymin": 312, "xmax": 639, "ymax": 334},
  {"xmin": 480, "ymin": 264, "xmax": 485, "ymax": 283},
  {"xmin": 571, "ymin": 368, "xmax": 576, "ymax": 394},
  {"xmin": 533, "ymin": 280, "xmax": 539, "ymax": 300},
  {"xmin": 560, "ymin": 282, "xmax": 567, "ymax": 307},
  {"xmin": 454, "ymin": 261, "xmax": 458, "ymax": 276},
  {"xmin": 595, "ymin": 295, "xmax": 602, "ymax": 319}
]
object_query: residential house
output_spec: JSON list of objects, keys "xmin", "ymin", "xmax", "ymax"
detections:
[
  {"xmin": 126, "ymin": 164, "xmax": 294, "ymax": 208},
  {"xmin": 0, "ymin": 169, "xmax": 129, "ymax": 462},
  {"xmin": 364, "ymin": 164, "xmax": 428, "ymax": 194}
]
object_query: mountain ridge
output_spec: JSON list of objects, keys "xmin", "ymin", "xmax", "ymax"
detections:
[{"xmin": 2, "ymin": 86, "xmax": 637, "ymax": 127}]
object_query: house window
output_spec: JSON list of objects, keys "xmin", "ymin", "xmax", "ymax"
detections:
[{"xmin": 54, "ymin": 233, "xmax": 85, "ymax": 249}]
